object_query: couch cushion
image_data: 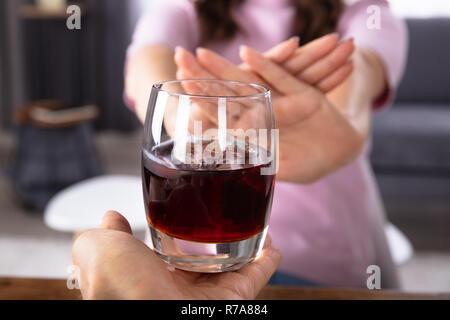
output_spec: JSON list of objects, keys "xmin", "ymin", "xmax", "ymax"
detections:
[
  {"xmin": 395, "ymin": 19, "xmax": 450, "ymax": 104},
  {"xmin": 371, "ymin": 104, "xmax": 450, "ymax": 171}
]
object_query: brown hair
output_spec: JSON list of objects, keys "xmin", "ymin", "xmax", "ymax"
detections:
[{"xmin": 194, "ymin": 0, "xmax": 344, "ymax": 45}]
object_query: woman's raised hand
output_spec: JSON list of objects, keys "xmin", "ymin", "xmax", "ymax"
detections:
[
  {"xmin": 174, "ymin": 35, "xmax": 363, "ymax": 183},
  {"xmin": 238, "ymin": 45, "xmax": 363, "ymax": 182},
  {"xmin": 240, "ymin": 34, "xmax": 355, "ymax": 93},
  {"xmin": 176, "ymin": 34, "xmax": 354, "ymax": 96}
]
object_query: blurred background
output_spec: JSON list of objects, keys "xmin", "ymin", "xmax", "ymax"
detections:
[{"xmin": 0, "ymin": 0, "xmax": 449, "ymax": 293}]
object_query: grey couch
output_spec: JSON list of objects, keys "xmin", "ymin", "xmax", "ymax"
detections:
[{"xmin": 371, "ymin": 18, "xmax": 450, "ymax": 251}]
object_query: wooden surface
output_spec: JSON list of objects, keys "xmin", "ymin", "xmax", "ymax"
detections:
[
  {"xmin": 0, "ymin": 278, "xmax": 449, "ymax": 300},
  {"xmin": 0, "ymin": 278, "xmax": 81, "ymax": 300},
  {"xmin": 256, "ymin": 286, "xmax": 449, "ymax": 300}
]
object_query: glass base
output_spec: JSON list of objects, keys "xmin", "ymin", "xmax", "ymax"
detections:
[{"xmin": 148, "ymin": 225, "xmax": 268, "ymax": 273}]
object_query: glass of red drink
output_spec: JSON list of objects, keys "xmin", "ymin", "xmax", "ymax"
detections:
[{"xmin": 142, "ymin": 79, "xmax": 277, "ymax": 272}]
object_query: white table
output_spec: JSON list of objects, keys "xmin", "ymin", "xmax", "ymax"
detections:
[{"xmin": 44, "ymin": 175, "xmax": 147, "ymax": 232}]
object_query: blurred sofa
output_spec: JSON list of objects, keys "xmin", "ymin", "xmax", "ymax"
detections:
[{"xmin": 370, "ymin": 18, "xmax": 450, "ymax": 250}]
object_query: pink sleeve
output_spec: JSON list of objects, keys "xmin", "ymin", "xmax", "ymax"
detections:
[
  {"xmin": 127, "ymin": 0, "xmax": 199, "ymax": 58},
  {"xmin": 337, "ymin": 0, "xmax": 409, "ymax": 110},
  {"xmin": 124, "ymin": 0, "xmax": 199, "ymax": 110}
]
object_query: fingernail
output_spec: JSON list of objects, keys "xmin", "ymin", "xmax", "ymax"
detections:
[
  {"xmin": 328, "ymin": 32, "xmax": 339, "ymax": 41},
  {"xmin": 196, "ymin": 47, "xmax": 205, "ymax": 55},
  {"xmin": 175, "ymin": 46, "xmax": 182, "ymax": 54},
  {"xmin": 289, "ymin": 36, "xmax": 300, "ymax": 43}
]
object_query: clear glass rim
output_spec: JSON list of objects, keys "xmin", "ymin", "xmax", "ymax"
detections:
[{"xmin": 153, "ymin": 79, "xmax": 271, "ymax": 100}]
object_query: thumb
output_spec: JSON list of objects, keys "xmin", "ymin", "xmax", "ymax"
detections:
[
  {"xmin": 264, "ymin": 36, "xmax": 299, "ymax": 63},
  {"xmin": 99, "ymin": 210, "xmax": 133, "ymax": 235}
]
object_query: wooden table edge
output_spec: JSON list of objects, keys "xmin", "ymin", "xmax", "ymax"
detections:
[{"xmin": 0, "ymin": 278, "xmax": 448, "ymax": 300}]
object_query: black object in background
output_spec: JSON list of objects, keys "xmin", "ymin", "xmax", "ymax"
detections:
[
  {"xmin": 6, "ymin": 101, "xmax": 102, "ymax": 211},
  {"xmin": 19, "ymin": 0, "xmax": 139, "ymax": 131}
]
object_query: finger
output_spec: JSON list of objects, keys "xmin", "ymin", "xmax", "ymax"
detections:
[
  {"xmin": 175, "ymin": 47, "xmax": 236, "ymax": 94},
  {"xmin": 180, "ymin": 50, "xmax": 263, "ymax": 127},
  {"xmin": 240, "ymin": 45, "xmax": 308, "ymax": 94},
  {"xmin": 214, "ymin": 234, "xmax": 281, "ymax": 299},
  {"xmin": 177, "ymin": 68, "xmax": 244, "ymax": 126},
  {"xmin": 72, "ymin": 228, "xmax": 160, "ymax": 299},
  {"xmin": 263, "ymin": 233, "xmax": 273, "ymax": 249},
  {"xmin": 176, "ymin": 69, "xmax": 222, "ymax": 127},
  {"xmin": 71, "ymin": 230, "xmax": 97, "ymax": 298},
  {"xmin": 175, "ymin": 50, "xmax": 238, "ymax": 124},
  {"xmin": 176, "ymin": 47, "xmax": 240, "ymax": 97},
  {"xmin": 283, "ymin": 33, "xmax": 339, "ymax": 74},
  {"xmin": 176, "ymin": 69, "xmax": 207, "ymax": 95},
  {"xmin": 100, "ymin": 210, "xmax": 133, "ymax": 235},
  {"xmin": 239, "ymin": 37, "xmax": 300, "ymax": 96},
  {"xmin": 178, "ymin": 47, "xmax": 267, "ymax": 130},
  {"xmin": 174, "ymin": 46, "xmax": 214, "ymax": 79},
  {"xmin": 196, "ymin": 48, "xmax": 283, "ymax": 101},
  {"xmin": 196, "ymin": 47, "xmax": 264, "ymax": 93},
  {"xmin": 238, "ymin": 36, "xmax": 299, "ymax": 71},
  {"xmin": 298, "ymin": 38, "xmax": 355, "ymax": 85},
  {"xmin": 175, "ymin": 46, "xmax": 235, "ymax": 95},
  {"xmin": 264, "ymin": 36, "xmax": 300, "ymax": 64},
  {"xmin": 235, "ymin": 238, "xmax": 282, "ymax": 298},
  {"xmin": 316, "ymin": 61, "xmax": 354, "ymax": 93}
]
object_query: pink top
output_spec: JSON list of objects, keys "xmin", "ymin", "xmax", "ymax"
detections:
[{"xmin": 127, "ymin": 0, "xmax": 408, "ymax": 286}]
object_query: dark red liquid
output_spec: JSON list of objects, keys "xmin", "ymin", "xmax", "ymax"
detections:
[{"xmin": 142, "ymin": 140, "xmax": 275, "ymax": 243}]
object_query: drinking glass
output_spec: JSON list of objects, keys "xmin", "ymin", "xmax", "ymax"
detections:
[{"xmin": 142, "ymin": 79, "xmax": 277, "ymax": 272}]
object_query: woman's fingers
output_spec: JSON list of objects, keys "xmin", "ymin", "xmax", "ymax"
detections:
[
  {"xmin": 176, "ymin": 69, "xmax": 206, "ymax": 95},
  {"xmin": 274, "ymin": 34, "xmax": 354, "ymax": 93},
  {"xmin": 175, "ymin": 50, "xmax": 245, "ymax": 126},
  {"xmin": 174, "ymin": 46, "xmax": 214, "ymax": 79},
  {"xmin": 176, "ymin": 71, "xmax": 220, "ymax": 126},
  {"xmin": 175, "ymin": 46, "xmax": 232, "ymax": 95},
  {"xmin": 240, "ymin": 45, "xmax": 308, "ymax": 95},
  {"xmin": 196, "ymin": 47, "xmax": 267, "ymax": 93},
  {"xmin": 177, "ymin": 35, "xmax": 353, "ymax": 97},
  {"xmin": 177, "ymin": 47, "xmax": 266, "ymax": 127},
  {"xmin": 239, "ymin": 37, "xmax": 299, "ymax": 95},
  {"xmin": 261, "ymin": 36, "xmax": 300, "ymax": 64},
  {"xmin": 283, "ymin": 33, "xmax": 339, "ymax": 74},
  {"xmin": 175, "ymin": 47, "xmax": 239, "ymax": 96},
  {"xmin": 316, "ymin": 61, "xmax": 354, "ymax": 92},
  {"xmin": 298, "ymin": 38, "xmax": 355, "ymax": 85}
]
